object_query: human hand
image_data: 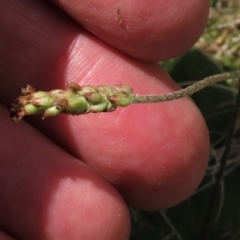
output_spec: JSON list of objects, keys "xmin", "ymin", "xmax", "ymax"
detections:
[{"xmin": 0, "ymin": 0, "xmax": 209, "ymax": 239}]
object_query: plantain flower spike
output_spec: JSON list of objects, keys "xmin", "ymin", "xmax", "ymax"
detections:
[
  {"xmin": 10, "ymin": 71, "xmax": 240, "ymax": 123},
  {"xmin": 10, "ymin": 83, "xmax": 133, "ymax": 122}
]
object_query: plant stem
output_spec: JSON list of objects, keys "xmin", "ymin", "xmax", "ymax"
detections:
[
  {"xmin": 132, "ymin": 71, "xmax": 240, "ymax": 104},
  {"xmin": 10, "ymin": 71, "xmax": 240, "ymax": 122}
]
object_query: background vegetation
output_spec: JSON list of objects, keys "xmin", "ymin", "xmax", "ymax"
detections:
[{"xmin": 130, "ymin": 1, "xmax": 240, "ymax": 239}]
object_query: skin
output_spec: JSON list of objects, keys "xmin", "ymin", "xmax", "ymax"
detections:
[{"xmin": 0, "ymin": 0, "xmax": 210, "ymax": 239}]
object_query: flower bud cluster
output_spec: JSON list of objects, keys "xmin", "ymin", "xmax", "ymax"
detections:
[{"xmin": 10, "ymin": 83, "xmax": 133, "ymax": 122}]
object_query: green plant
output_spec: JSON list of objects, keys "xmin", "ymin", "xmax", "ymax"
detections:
[{"xmin": 10, "ymin": 71, "xmax": 240, "ymax": 123}]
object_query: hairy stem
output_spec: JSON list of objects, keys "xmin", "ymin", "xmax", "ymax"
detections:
[{"xmin": 132, "ymin": 71, "xmax": 240, "ymax": 103}]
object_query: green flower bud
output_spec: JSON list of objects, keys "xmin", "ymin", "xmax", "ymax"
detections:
[
  {"xmin": 65, "ymin": 96, "xmax": 88, "ymax": 115},
  {"xmin": 42, "ymin": 106, "xmax": 62, "ymax": 119}
]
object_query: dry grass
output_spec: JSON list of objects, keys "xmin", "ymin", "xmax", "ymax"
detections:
[{"xmin": 196, "ymin": 0, "xmax": 240, "ymax": 70}]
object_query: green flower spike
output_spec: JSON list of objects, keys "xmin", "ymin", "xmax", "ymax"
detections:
[
  {"xmin": 10, "ymin": 83, "xmax": 133, "ymax": 122},
  {"xmin": 10, "ymin": 71, "xmax": 240, "ymax": 122}
]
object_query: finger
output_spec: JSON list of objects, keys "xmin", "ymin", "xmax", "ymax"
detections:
[
  {"xmin": 53, "ymin": 0, "xmax": 209, "ymax": 60},
  {"xmin": 1, "ymin": 0, "xmax": 209, "ymax": 210},
  {"xmin": 0, "ymin": 231, "xmax": 15, "ymax": 240},
  {"xmin": 0, "ymin": 105, "xmax": 130, "ymax": 239}
]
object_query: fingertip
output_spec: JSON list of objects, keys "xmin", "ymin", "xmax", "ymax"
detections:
[
  {"xmin": 55, "ymin": 0, "xmax": 209, "ymax": 60},
  {"xmin": 58, "ymin": 66, "xmax": 210, "ymax": 210},
  {"xmin": 45, "ymin": 164, "xmax": 131, "ymax": 240}
]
